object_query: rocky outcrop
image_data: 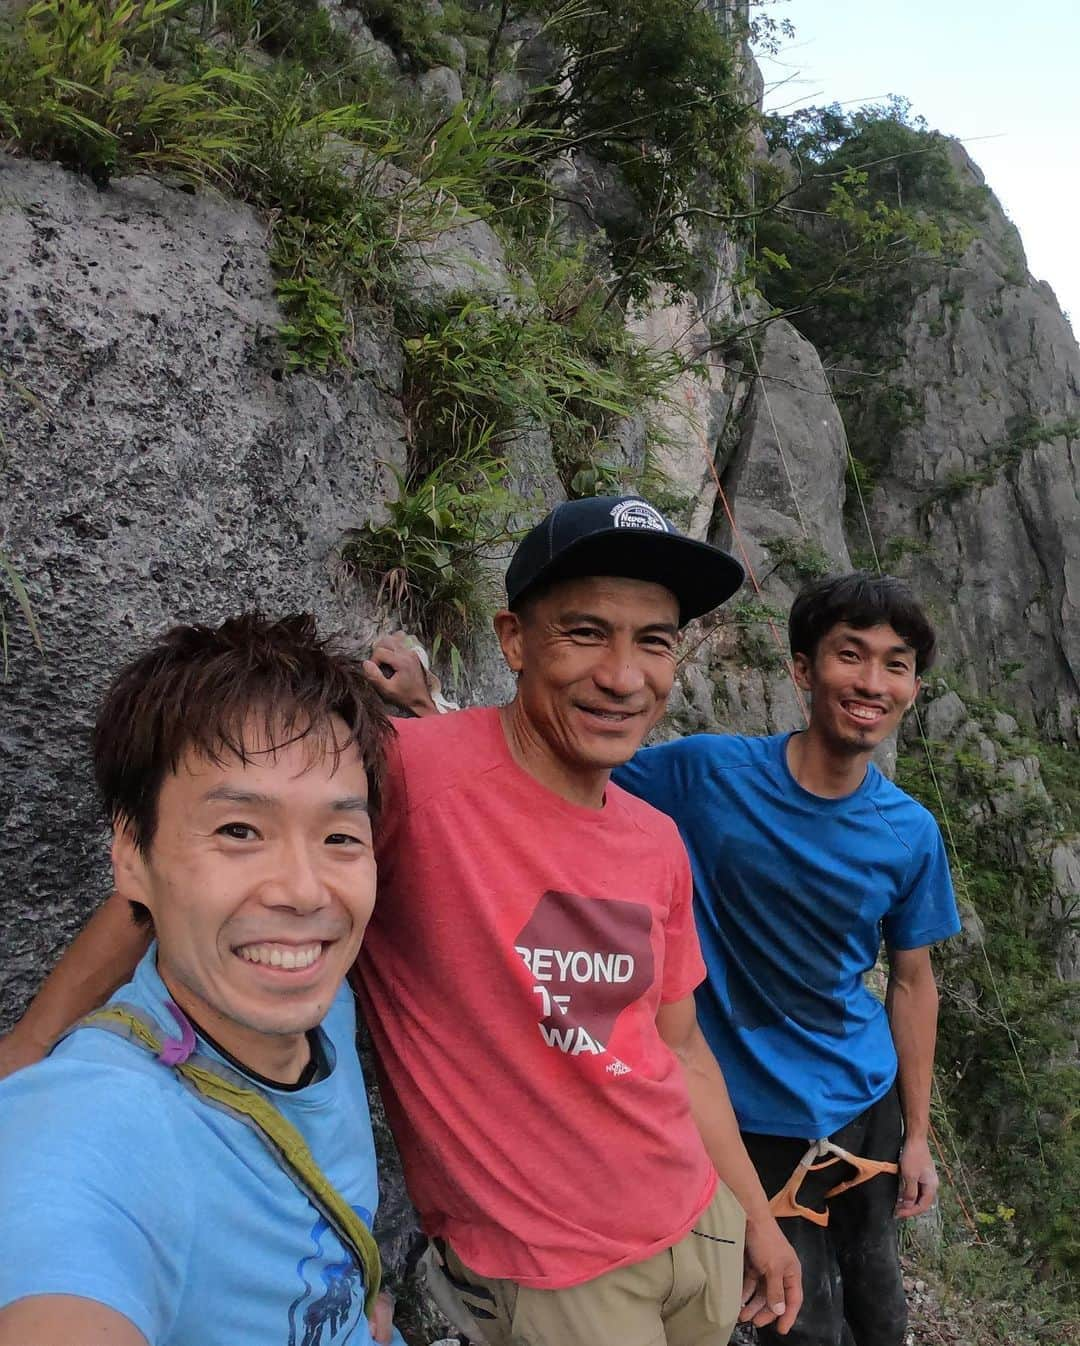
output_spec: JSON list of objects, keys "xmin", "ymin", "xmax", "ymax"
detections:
[
  {"xmin": 654, "ymin": 316, "xmax": 855, "ymax": 743},
  {"xmin": 0, "ymin": 155, "xmax": 411, "ymax": 1019},
  {"xmin": 860, "ymin": 143, "xmax": 1080, "ymax": 741},
  {"xmin": 717, "ymin": 318, "xmax": 851, "ymax": 573}
]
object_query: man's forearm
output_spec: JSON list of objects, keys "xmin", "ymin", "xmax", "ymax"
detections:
[
  {"xmin": 658, "ymin": 1000, "xmax": 802, "ymax": 1329},
  {"xmin": 2, "ymin": 893, "xmax": 150, "ymax": 1067},
  {"xmin": 678, "ymin": 1026, "xmax": 773, "ymax": 1221},
  {"xmin": 886, "ymin": 951, "xmax": 939, "ymax": 1140}
]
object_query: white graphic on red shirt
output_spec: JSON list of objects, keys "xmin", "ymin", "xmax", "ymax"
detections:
[{"xmin": 515, "ymin": 890, "xmax": 654, "ymax": 1076}]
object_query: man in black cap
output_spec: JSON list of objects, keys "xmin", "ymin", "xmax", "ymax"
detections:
[
  {"xmin": 358, "ymin": 495, "xmax": 800, "ymax": 1343},
  {"xmin": 1, "ymin": 497, "xmax": 800, "ymax": 1345}
]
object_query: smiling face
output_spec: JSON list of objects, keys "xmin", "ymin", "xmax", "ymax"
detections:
[
  {"xmin": 495, "ymin": 575, "xmax": 680, "ymax": 800},
  {"xmin": 795, "ymin": 621, "xmax": 921, "ymax": 757},
  {"xmin": 112, "ymin": 714, "xmax": 375, "ymax": 1081}
]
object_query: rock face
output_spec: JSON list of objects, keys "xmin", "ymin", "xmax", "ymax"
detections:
[
  {"xmin": 660, "ymin": 317, "xmax": 854, "ymax": 744},
  {"xmin": 717, "ymin": 317, "xmax": 851, "ymax": 575},
  {"xmin": 0, "ymin": 156, "xmax": 410, "ymax": 1025},
  {"xmin": 861, "ymin": 143, "xmax": 1080, "ymax": 741}
]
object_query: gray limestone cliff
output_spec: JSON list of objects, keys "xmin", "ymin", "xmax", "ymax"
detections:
[
  {"xmin": 0, "ymin": 154, "xmax": 406, "ymax": 1016},
  {"xmin": 863, "ymin": 144, "xmax": 1080, "ymax": 742}
]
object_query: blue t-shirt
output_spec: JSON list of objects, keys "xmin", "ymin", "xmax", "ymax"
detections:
[
  {"xmin": 614, "ymin": 732, "xmax": 960, "ymax": 1137},
  {"xmin": 0, "ymin": 949, "xmax": 387, "ymax": 1346}
]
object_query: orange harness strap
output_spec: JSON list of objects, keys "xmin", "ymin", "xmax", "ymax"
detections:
[{"xmin": 768, "ymin": 1138, "xmax": 899, "ymax": 1227}]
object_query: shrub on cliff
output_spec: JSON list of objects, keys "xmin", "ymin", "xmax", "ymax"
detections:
[
  {"xmin": 897, "ymin": 705, "xmax": 1080, "ymax": 1290},
  {"xmin": 524, "ymin": 0, "xmax": 754, "ymax": 301}
]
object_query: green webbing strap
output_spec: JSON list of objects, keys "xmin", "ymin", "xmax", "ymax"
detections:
[{"xmin": 78, "ymin": 1004, "xmax": 382, "ymax": 1315}]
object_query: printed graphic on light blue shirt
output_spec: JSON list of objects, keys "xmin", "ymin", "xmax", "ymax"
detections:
[
  {"xmin": 0, "ymin": 949, "xmax": 383, "ymax": 1346},
  {"xmin": 614, "ymin": 731, "xmax": 960, "ymax": 1137},
  {"xmin": 290, "ymin": 1211, "xmax": 373, "ymax": 1346}
]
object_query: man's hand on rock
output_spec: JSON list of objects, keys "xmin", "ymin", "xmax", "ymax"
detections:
[{"xmin": 362, "ymin": 633, "xmax": 438, "ymax": 717}]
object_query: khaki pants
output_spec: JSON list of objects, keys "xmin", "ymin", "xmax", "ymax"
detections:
[{"xmin": 428, "ymin": 1183, "xmax": 746, "ymax": 1346}]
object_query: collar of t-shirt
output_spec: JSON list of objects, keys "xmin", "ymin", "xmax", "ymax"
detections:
[{"xmin": 182, "ymin": 1012, "xmax": 329, "ymax": 1092}]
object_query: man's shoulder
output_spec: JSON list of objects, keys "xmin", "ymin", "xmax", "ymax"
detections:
[
  {"xmin": 635, "ymin": 730, "xmax": 780, "ymax": 775},
  {"xmin": 387, "ymin": 706, "xmax": 505, "ymax": 817},
  {"xmin": 866, "ymin": 768, "xmax": 941, "ymax": 842},
  {"xmin": 392, "ymin": 705, "xmax": 499, "ymax": 767},
  {"xmin": 3, "ymin": 1031, "xmax": 182, "ymax": 1133},
  {"xmin": 0, "ymin": 1042, "xmax": 189, "ymax": 1208},
  {"xmin": 606, "ymin": 780, "xmax": 685, "ymax": 845}
]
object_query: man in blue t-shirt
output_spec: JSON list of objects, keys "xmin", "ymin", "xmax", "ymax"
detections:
[
  {"xmin": 615, "ymin": 572, "xmax": 961, "ymax": 1346},
  {"xmin": 0, "ymin": 614, "xmax": 401, "ymax": 1346}
]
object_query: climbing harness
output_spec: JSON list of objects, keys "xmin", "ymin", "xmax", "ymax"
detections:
[
  {"xmin": 69, "ymin": 1000, "xmax": 383, "ymax": 1315},
  {"xmin": 767, "ymin": 1137, "xmax": 899, "ymax": 1227}
]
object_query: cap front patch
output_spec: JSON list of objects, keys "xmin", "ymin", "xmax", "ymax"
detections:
[{"xmin": 609, "ymin": 500, "xmax": 669, "ymax": 532}]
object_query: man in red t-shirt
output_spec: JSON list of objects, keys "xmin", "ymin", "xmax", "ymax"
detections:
[{"xmin": 359, "ymin": 495, "xmax": 802, "ymax": 1343}]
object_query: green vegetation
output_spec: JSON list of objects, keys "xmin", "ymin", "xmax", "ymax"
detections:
[
  {"xmin": 348, "ymin": 266, "xmax": 680, "ymax": 649},
  {"xmin": 526, "ymin": 0, "xmax": 754, "ymax": 302},
  {"xmin": 724, "ymin": 594, "xmax": 789, "ymax": 673},
  {"xmin": 897, "ymin": 697, "xmax": 1080, "ymax": 1289},
  {"xmin": 355, "ymin": 0, "xmax": 460, "ymax": 70},
  {"xmin": 924, "ymin": 1230, "xmax": 1080, "ymax": 1345},
  {"xmin": 877, "ymin": 534, "xmax": 932, "ymax": 569},
  {"xmin": 0, "ymin": 0, "xmax": 261, "ymax": 187},
  {"xmin": 927, "ymin": 415, "xmax": 1080, "ymax": 507},
  {"xmin": 396, "ymin": 259, "xmax": 680, "ymax": 490},
  {"xmin": 215, "ymin": 0, "xmax": 356, "ymax": 69},
  {"xmin": 762, "ymin": 534, "xmax": 832, "ymax": 582},
  {"xmin": 756, "ymin": 98, "xmax": 978, "ymax": 355},
  {"xmin": 0, "ymin": 551, "xmax": 43, "ymax": 680},
  {"xmin": 341, "ymin": 457, "xmax": 518, "ymax": 651},
  {"xmin": 754, "ymin": 98, "xmax": 980, "ymax": 489}
]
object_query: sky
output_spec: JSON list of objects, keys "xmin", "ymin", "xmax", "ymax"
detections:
[{"xmin": 754, "ymin": 0, "xmax": 1080, "ymax": 333}]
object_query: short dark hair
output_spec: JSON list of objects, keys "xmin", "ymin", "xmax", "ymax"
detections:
[
  {"xmin": 788, "ymin": 572, "xmax": 937, "ymax": 674},
  {"xmin": 94, "ymin": 614, "xmax": 393, "ymax": 914}
]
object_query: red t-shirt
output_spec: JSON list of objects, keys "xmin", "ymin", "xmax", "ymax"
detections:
[{"xmin": 354, "ymin": 707, "xmax": 717, "ymax": 1289}]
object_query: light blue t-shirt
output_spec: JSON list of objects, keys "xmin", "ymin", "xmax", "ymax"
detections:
[
  {"xmin": 0, "ymin": 949, "xmax": 387, "ymax": 1346},
  {"xmin": 614, "ymin": 731, "xmax": 960, "ymax": 1137}
]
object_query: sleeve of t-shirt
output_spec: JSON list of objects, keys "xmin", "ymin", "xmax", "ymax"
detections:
[
  {"xmin": 883, "ymin": 812, "xmax": 962, "ymax": 950},
  {"xmin": 0, "ymin": 1062, "xmax": 195, "ymax": 1343},
  {"xmin": 612, "ymin": 738, "xmax": 700, "ymax": 822},
  {"xmin": 659, "ymin": 834, "xmax": 707, "ymax": 1003}
]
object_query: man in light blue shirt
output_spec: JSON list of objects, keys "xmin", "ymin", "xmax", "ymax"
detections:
[{"xmin": 0, "ymin": 613, "xmax": 400, "ymax": 1346}]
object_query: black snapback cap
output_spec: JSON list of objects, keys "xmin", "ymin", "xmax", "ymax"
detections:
[{"xmin": 505, "ymin": 495, "xmax": 744, "ymax": 627}]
